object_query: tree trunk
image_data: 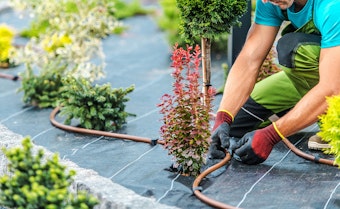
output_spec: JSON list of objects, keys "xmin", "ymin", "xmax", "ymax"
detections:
[{"xmin": 201, "ymin": 37, "xmax": 211, "ymax": 106}]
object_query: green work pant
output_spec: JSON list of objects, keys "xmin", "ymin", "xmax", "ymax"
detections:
[{"xmin": 229, "ymin": 32, "xmax": 321, "ymax": 138}]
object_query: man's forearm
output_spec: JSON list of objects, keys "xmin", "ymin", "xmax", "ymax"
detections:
[
  {"xmin": 275, "ymin": 85, "xmax": 329, "ymax": 137},
  {"xmin": 217, "ymin": 23, "xmax": 279, "ymax": 118},
  {"xmin": 218, "ymin": 57, "xmax": 260, "ymax": 117}
]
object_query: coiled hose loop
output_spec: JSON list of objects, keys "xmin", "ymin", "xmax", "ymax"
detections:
[{"xmin": 50, "ymin": 107, "xmax": 337, "ymax": 209}]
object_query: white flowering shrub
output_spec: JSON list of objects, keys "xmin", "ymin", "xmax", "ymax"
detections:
[
  {"xmin": 7, "ymin": 0, "xmax": 128, "ymax": 109},
  {"xmin": 9, "ymin": 0, "xmax": 123, "ymax": 81}
]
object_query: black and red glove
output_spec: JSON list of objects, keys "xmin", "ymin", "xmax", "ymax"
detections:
[
  {"xmin": 233, "ymin": 123, "xmax": 283, "ymax": 164},
  {"xmin": 209, "ymin": 110, "xmax": 234, "ymax": 159}
]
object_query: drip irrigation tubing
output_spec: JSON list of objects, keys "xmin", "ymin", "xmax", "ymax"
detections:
[
  {"xmin": 282, "ymin": 137, "xmax": 337, "ymax": 167},
  {"xmin": 50, "ymin": 106, "xmax": 338, "ymax": 209},
  {"xmin": 192, "ymin": 138, "xmax": 338, "ymax": 209},
  {"xmin": 192, "ymin": 152, "xmax": 240, "ymax": 209},
  {"xmin": 0, "ymin": 72, "xmax": 20, "ymax": 81},
  {"xmin": 50, "ymin": 106, "xmax": 164, "ymax": 146}
]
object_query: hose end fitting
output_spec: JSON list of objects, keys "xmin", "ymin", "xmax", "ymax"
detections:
[{"xmin": 150, "ymin": 138, "xmax": 158, "ymax": 146}]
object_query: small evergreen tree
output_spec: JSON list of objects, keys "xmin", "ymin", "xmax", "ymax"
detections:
[{"xmin": 176, "ymin": 0, "xmax": 248, "ymax": 103}]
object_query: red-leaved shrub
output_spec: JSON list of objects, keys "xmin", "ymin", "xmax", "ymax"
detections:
[{"xmin": 158, "ymin": 44, "xmax": 215, "ymax": 176}]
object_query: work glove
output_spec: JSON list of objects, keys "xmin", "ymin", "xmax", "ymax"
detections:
[
  {"xmin": 209, "ymin": 110, "xmax": 234, "ymax": 159},
  {"xmin": 233, "ymin": 122, "xmax": 284, "ymax": 165}
]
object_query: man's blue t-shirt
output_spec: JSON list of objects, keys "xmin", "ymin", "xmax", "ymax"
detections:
[{"xmin": 254, "ymin": 0, "xmax": 340, "ymax": 48}]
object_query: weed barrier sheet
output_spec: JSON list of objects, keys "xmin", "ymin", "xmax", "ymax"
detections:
[{"xmin": 1, "ymin": 4, "xmax": 339, "ymax": 209}]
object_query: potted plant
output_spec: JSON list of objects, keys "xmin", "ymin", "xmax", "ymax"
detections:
[{"xmin": 158, "ymin": 44, "xmax": 215, "ymax": 176}]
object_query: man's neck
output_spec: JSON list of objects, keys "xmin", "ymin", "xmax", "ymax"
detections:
[{"xmin": 294, "ymin": 0, "xmax": 308, "ymax": 12}]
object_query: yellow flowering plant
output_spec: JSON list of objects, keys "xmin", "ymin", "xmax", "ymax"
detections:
[
  {"xmin": 0, "ymin": 24, "xmax": 15, "ymax": 67},
  {"xmin": 318, "ymin": 95, "xmax": 340, "ymax": 167}
]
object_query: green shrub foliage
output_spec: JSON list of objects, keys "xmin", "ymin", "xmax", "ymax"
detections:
[
  {"xmin": 176, "ymin": 0, "xmax": 248, "ymax": 42},
  {"xmin": 59, "ymin": 77, "xmax": 135, "ymax": 131},
  {"xmin": 0, "ymin": 137, "xmax": 99, "ymax": 208},
  {"xmin": 18, "ymin": 61, "xmax": 68, "ymax": 108},
  {"xmin": 318, "ymin": 95, "xmax": 340, "ymax": 167}
]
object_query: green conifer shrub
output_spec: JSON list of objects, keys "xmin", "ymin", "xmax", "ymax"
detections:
[
  {"xmin": 0, "ymin": 137, "xmax": 99, "ymax": 208},
  {"xmin": 318, "ymin": 95, "xmax": 340, "ymax": 167},
  {"xmin": 18, "ymin": 61, "xmax": 68, "ymax": 108},
  {"xmin": 58, "ymin": 77, "xmax": 135, "ymax": 131}
]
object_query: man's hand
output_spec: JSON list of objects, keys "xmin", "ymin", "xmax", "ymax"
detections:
[
  {"xmin": 209, "ymin": 123, "xmax": 231, "ymax": 158},
  {"xmin": 209, "ymin": 111, "xmax": 233, "ymax": 159},
  {"xmin": 233, "ymin": 123, "xmax": 283, "ymax": 164}
]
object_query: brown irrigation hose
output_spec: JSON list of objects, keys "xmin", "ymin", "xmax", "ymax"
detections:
[
  {"xmin": 50, "ymin": 106, "xmax": 164, "ymax": 145},
  {"xmin": 50, "ymin": 106, "xmax": 239, "ymax": 208},
  {"xmin": 192, "ymin": 153, "xmax": 240, "ymax": 209},
  {"xmin": 0, "ymin": 72, "xmax": 20, "ymax": 81},
  {"xmin": 50, "ymin": 106, "xmax": 337, "ymax": 208},
  {"xmin": 191, "ymin": 137, "xmax": 338, "ymax": 209},
  {"xmin": 282, "ymin": 137, "xmax": 337, "ymax": 167}
]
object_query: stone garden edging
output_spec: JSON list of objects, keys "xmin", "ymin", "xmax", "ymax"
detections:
[{"xmin": 0, "ymin": 124, "xmax": 179, "ymax": 209}]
